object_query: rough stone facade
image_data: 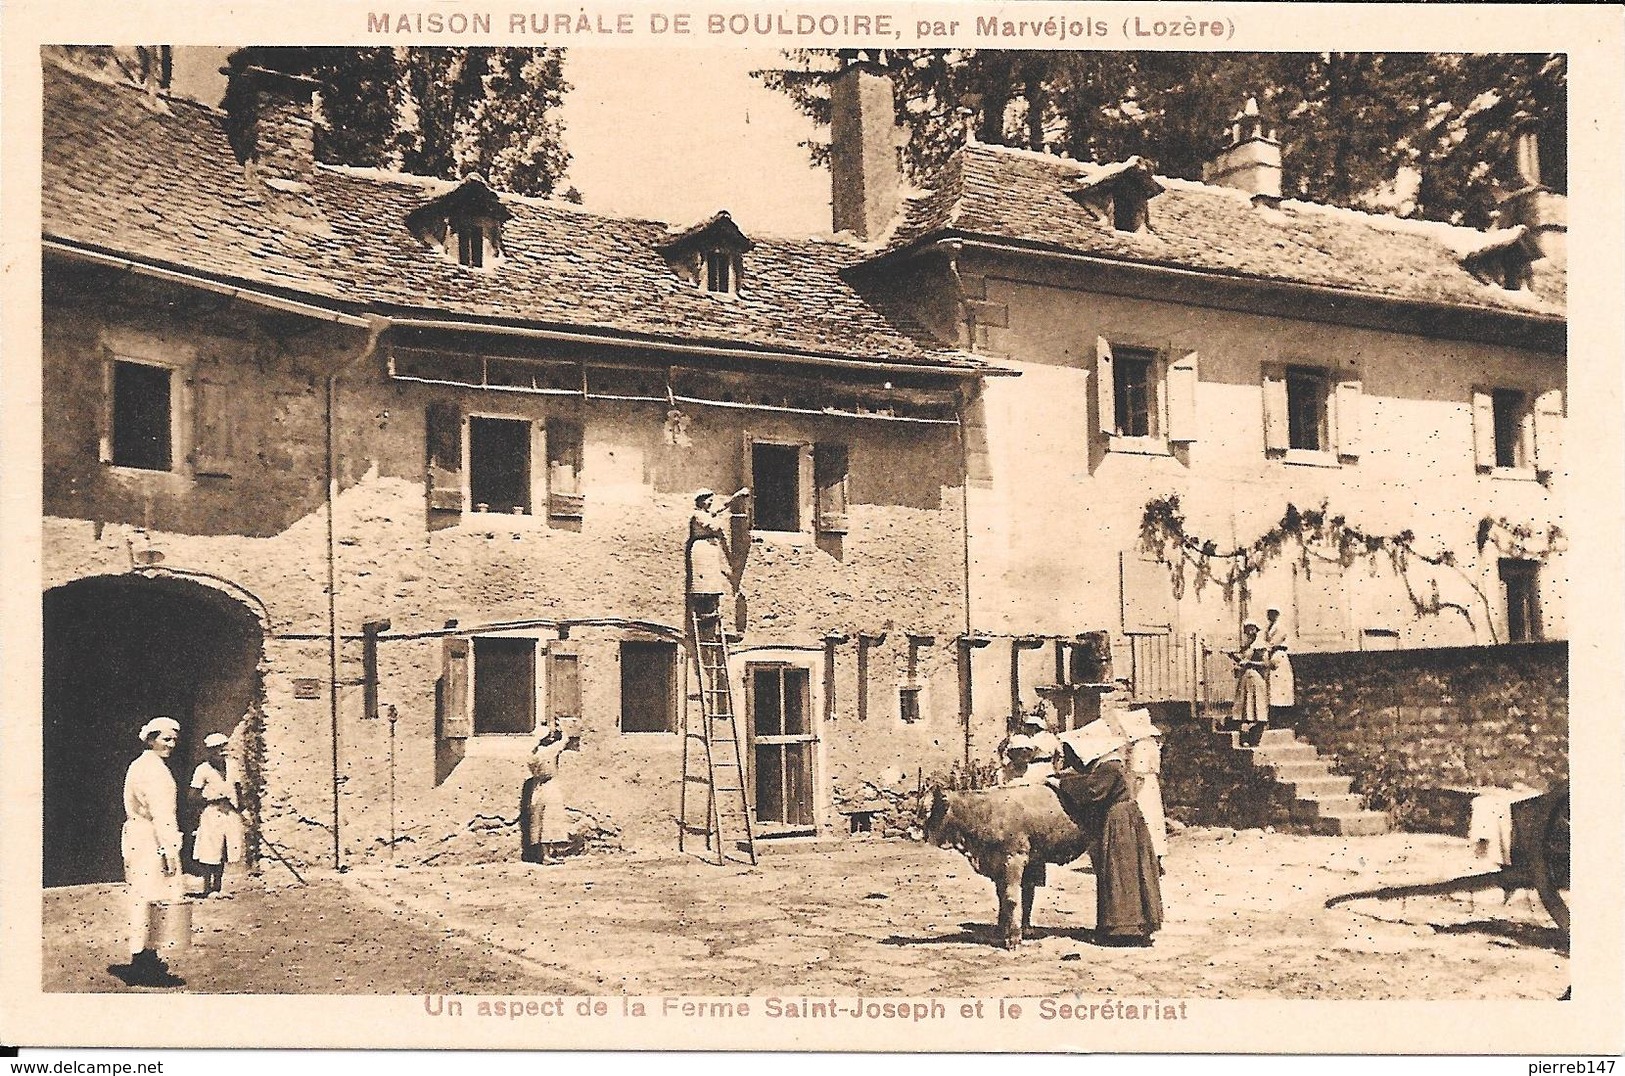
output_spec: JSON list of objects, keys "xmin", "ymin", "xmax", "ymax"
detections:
[{"xmin": 42, "ymin": 272, "xmax": 977, "ymax": 875}]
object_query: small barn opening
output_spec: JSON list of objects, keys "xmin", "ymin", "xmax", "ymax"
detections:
[{"xmin": 43, "ymin": 574, "xmax": 264, "ymax": 887}]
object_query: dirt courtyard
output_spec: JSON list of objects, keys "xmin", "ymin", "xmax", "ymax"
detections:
[{"xmin": 43, "ymin": 827, "xmax": 1566, "ymax": 999}]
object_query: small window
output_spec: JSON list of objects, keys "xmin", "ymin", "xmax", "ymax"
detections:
[
  {"xmin": 1286, "ymin": 367, "xmax": 1330, "ymax": 452},
  {"xmin": 898, "ymin": 685, "xmax": 922, "ymax": 724},
  {"xmin": 620, "ymin": 641, "xmax": 677, "ymax": 733},
  {"xmin": 705, "ymin": 250, "xmax": 734, "ymax": 294},
  {"xmin": 468, "ymin": 416, "xmax": 531, "ymax": 514},
  {"xmin": 752, "ymin": 442, "xmax": 801, "ymax": 532},
  {"xmin": 1113, "ymin": 348, "xmax": 1157, "ymax": 438},
  {"xmin": 110, "ymin": 360, "xmax": 173, "ymax": 470},
  {"xmin": 1500, "ymin": 559, "xmax": 1542, "ymax": 643},
  {"xmin": 1492, "ymin": 389, "xmax": 1531, "ymax": 469},
  {"xmin": 472, "ymin": 636, "xmax": 536, "ymax": 735}
]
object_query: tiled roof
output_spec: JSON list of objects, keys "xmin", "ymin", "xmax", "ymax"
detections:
[
  {"xmin": 41, "ymin": 62, "xmax": 980, "ymax": 372},
  {"xmin": 874, "ymin": 142, "xmax": 1566, "ymax": 318}
]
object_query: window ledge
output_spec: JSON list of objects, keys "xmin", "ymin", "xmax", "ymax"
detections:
[
  {"xmin": 462, "ymin": 733, "xmax": 540, "ymax": 759},
  {"xmin": 104, "ymin": 464, "xmax": 186, "ymax": 483},
  {"xmin": 1489, "ymin": 466, "xmax": 1539, "ymax": 482},
  {"xmin": 751, "ymin": 528, "xmax": 813, "ymax": 545},
  {"xmin": 1107, "ymin": 435, "xmax": 1172, "ymax": 457},
  {"xmin": 460, "ymin": 509, "xmax": 545, "ymax": 531},
  {"xmin": 1280, "ymin": 449, "xmax": 1341, "ymax": 468}
]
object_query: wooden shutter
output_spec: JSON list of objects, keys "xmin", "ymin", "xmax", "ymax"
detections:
[
  {"xmin": 1095, "ymin": 337, "xmax": 1116, "ymax": 436},
  {"xmin": 426, "ymin": 402, "xmax": 465, "ymax": 513},
  {"xmin": 1471, "ymin": 389, "xmax": 1496, "ymax": 471},
  {"xmin": 191, "ymin": 375, "xmax": 235, "ymax": 477},
  {"xmin": 797, "ymin": 442, "xmax": 815, "ymax": 531},
  {"xmin": 815, "ymin": 442, "xmax": 849, "ymax": 533},
  {"xmin": 440, "ymin": 637, "xmax": 472, "ymax": 739},
  {"xmin": 547, "ymin": 419, "xmax": 585, "ymax": 519},
  {"xmin": 547, "ymin": 652, "xmax": 581, "ymax": 723},
  {"xmin": 740, "ymin": 432, "xmax": 757, "ymax": 531},
  {"xmin": 1334, "ymin": 379, "xmax": 1363, "ymax": 459},
  {"xmin": 1120, "ymin": 552, "xmax": 1175, "ymax": 633},
  {"xmin": 98, "ymin": 359, "xmax": 114, "ymax": 464},
  {"xmin": 1533, "ymin": 389, "xmax": 1563, "ymax": 478},
  {"xmin": 1262, "ymin": 366, "xmax": 1289, "ymax": 452},
  {"xmin": 1167, "ymin": 350, "xmax": 1199, "ymax": 443},
  {"xmin": 1294, "ymin": 561, "xmax": 1348, "ymax": 648}
]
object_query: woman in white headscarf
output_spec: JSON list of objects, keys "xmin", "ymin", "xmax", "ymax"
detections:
[
  {"xmin": 687, "ymin": 488, "xmax": 750, "ymax": 617},
  {"xmin": 190, "ymin": 732, "xmax": 243, "ymax": 897},
  {"xmin": 115, "ymin": 716, "xmax": 186, "ymax": 987}
]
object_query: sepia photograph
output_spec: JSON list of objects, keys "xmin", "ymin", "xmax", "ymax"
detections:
[{"xmin": 4, "ymin": 8, "xmax": 1622, "ymax": 1057}]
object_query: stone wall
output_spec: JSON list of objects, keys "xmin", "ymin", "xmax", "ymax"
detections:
[{"xmin": 1292, "ymin": 642, "xmax": 1568, "ymax": 830}]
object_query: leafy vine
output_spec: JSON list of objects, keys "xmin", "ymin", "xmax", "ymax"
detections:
[{"xmin": 1139, "ymin": 495, "xmax": 1565, "ymax": 645}]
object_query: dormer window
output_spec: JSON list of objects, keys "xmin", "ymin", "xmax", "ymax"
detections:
[
  {"xmin": 1462, "ymin": 225, "xmax": 1542, "ymax": 292},
  {"xmin": 1067, "ymin": 156, "xmax": 1163, "ymax": 234},
  {"xmin": 658, "ymin": 210, "xmax": 754, "ymax": 295},
  {"xmin": 406, "ymin": 175, "xmax": 511, "ymax": 271}
]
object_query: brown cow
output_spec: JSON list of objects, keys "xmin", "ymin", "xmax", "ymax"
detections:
[{"xmin": 924, "ymin": 785, "xmax": 1094, "ymax": 949}]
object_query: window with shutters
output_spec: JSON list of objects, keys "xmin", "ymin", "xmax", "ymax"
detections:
[
  {"xmin": 1264, "ymin": 363, "xmax": 1361, "ymax": 465},
  {"xmin": 750, "ymin": 440, "xmax": 805, "ymax": 533},
  {"xmin": 1096, "ymin": 339, "xmax": 1198, "ymax": 454},
  {"xmin": 468, "ymin": 415, "xmax": 532, "ymax": 514},
  {"xmin": 472, "ymin": 636, "xmax": 538, "ymax": 735},
  {"xmin": 105, "ymin": 358, "xmax": 175, "ymax": 471},
  {"xmin": 1473, "ymin": 385, "xmax": 1554, "ymax": 480}
]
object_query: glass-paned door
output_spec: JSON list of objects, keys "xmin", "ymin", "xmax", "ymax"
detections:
[{"xmin": 748, "ymin": 664, "xmax": 816, "ymax": 828}]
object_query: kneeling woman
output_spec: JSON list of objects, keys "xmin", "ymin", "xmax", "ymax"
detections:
[{"xmin": 1048, "ymin": 722, "xmax": 1164, "ymax": 946}]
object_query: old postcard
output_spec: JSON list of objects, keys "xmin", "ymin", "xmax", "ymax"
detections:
[{"xmin": 2, "ymin": 0, "xmax": 1622, "ymax": 1057}]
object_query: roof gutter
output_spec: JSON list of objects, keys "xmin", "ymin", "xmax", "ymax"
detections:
[
  {"xmin": 385, "ymin": 315, "xmax": 1016, "ymax": 378},
  {"xmin": 46, "ymin": 237, "xmax": 1009, "ymax": 378},
  {"xmin": 44, "ymin": 239, "xmax": 375, "ymax": 328}
]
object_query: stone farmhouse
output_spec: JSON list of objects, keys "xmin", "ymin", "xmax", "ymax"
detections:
[{"xmin": 40, "ymin": 53, "xmax": 1566, "ymax": 882}]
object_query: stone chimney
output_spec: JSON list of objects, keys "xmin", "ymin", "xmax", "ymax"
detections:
[
  {"xmin": 221, "ymin": 50, "xmax": 320, "ymax": 192},
  {"xmin": 1202, "ymin": 97, "xmax": 1282, "ymax": 201},
  {"xmin": 1495, "ymin": 127, "xmax": 1566, "ymax": 261},
  {"xmin": 829, "ymin": 52, "xmax": 903, "ymax": 240}
]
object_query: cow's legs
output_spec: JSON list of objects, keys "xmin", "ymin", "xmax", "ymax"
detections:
[
  {"xmin": 997, "ymin": 855, "xmax": 1027, "ymax": 949},
  {"xmin": 1021, "ymin": 878, "xmax": 1037, "ymax": 934}
]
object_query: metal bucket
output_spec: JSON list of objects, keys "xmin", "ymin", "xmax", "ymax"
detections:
[{"xmin": 147, "ymin": 900, "xmax": 193, "ymax": 951}]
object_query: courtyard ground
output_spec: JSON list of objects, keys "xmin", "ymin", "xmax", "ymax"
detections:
[{"xmin": 42, "ymin": 827, "xmax": 1566, "ymax": 999}]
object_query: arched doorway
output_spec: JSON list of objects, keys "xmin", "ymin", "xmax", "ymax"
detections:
[{"xmin": 43, "ymin": 573, "xmax": 264, "ymax": 887}]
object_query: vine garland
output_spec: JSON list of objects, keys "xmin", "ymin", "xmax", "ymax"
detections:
[{"xmin": 1138, "ymin": 495, "xmax": 1565, "ymax": 643}]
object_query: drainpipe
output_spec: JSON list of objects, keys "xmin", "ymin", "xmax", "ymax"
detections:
[
  {"xmin": 326, "ymin": 315, "xmax": 390, "ymax": 870},
  {"xmin": 958, "ymin": 394, "xmax": 977, "ymax": 767}
]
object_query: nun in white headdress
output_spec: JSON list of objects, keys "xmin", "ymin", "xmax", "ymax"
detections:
[
  {"xmin": 1118, "ymin": 708, "xmax": 1168, "ymax": 861},
  {"xmin": 116, "ymin": 716, "xmax": 186, "ymax": 986},
  {"xmin": 1049, "ymin": 720, "xmax": 1163, "ymax": 945}
]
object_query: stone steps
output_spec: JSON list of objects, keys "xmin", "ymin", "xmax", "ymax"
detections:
[{"xmin": 1210, "ymin": 724, "xmax": 1390, "ymax": 836}]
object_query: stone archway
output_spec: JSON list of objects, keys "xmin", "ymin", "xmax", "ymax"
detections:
[{"xmin": 43, "ymin": 573, "xmax": 264, "ymax": 887}]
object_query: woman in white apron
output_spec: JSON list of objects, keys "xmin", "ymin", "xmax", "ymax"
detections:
[
  {"xmin": 687, "ymin": 488, "xmax": 750, "ymax": 616},
  {"xmin": 114, "ymin": 716, "xmax": 186, "ymax": 987},
  {"xmin": 190, "ymin": 732, "xmax": 243, "ymax": 897},
  {"xmin": 522, "ymin": 725, "xmax": 572, "ymax": 864}
]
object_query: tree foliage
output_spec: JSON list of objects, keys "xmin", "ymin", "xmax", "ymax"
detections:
[
  {"xmin": 755, "ymin": 50, "xmax": 1565, "ymax": 227},
  {"xmin": 228, "ymin": 46, "xmax": 572, "ymax": 198}
]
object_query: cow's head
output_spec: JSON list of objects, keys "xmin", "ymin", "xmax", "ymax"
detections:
[{"xmin": 922, "ymin": 787, "xmax": 955, "ymax": 847}]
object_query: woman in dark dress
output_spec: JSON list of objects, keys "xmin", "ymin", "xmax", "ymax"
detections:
[{"xmin": 1049, "ymin": 727, "xmax": 1164, "ymax": 946}]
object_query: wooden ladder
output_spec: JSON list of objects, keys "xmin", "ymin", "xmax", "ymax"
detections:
[{"xmin": 679, "ymin": 608, "xmax": 757, "ymax": 865}]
